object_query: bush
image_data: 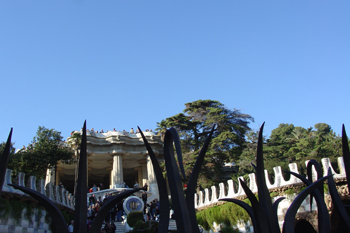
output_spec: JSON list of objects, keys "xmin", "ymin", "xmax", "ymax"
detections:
[
  {"xmin": 219, "ymin": 225, "xmax": 239, "ymax": 233},
  {"xmin": 196, "ymin": 201, "xmax": 251, "ymax": 231},
  {"xmin": 131, "ymin": 220, "xmax": 159, "ymax": 233},
  {"xmin": 127, "ymin": 211, "xmax": 144, "ymax": 227}
]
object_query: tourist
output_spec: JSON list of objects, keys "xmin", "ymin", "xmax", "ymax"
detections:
[
  {"xmin": 102, "ymin": 193, "xmax": 108, "ymax": 202},
  {"xmin": 143, "ymin": 183, "xmax": 148, "ymax": 191},
  {"xmin": 111, "ymin": 222, "xmax": 116, "ymax": 232},
  {"xmin": 155, "ymin": 205, "xmax": 160, "ymax": 221},
  {"xmin": 92, "ymin": 184, "xmax": 97, "ymax": 192},
  {"xmin": 113, "ymin": 128, "xmax": 116, "ymax": 132},
  {"xmin": 142, "ymin": 191, "xmax": 147, "ymax": 213},
  {"xmin": 88, "ymin": 206, "xmax": 95, "ymax": 220},
  {"xmin": 101, "ymin": 129, "xmax": 104, "ymax": 133},
  {"xmin": 99, "ymin": 183, "xmax": 104, "ymax": 190},
  {"xmin": 104, "ymin": 222, "xmax": 114, "ymax": 233},
  {"xmin": 89, "ymin": 194, "xmax": 96, "ymax": 205},
  {"xmin": 134, "ymin": 181, "xmax": 139, "ymax": 188},
  {"xmin": 68, "ymin": 220, "xmax": 74, "ymax": 233},
  {"xmin": 110, "ymin": 205, "xmax": 117, "ymax": 222},
  {"xmin": 116, "ymin": 201, "xmax": 124, "ymax": 222},
  {"xmin": 94, "ymin": 203, "xmax": 100, "ymax": 215},
  {"xmin": 97, "ymin": 196, "xmax": 102, "ymax": 205},
  {"xmin": 87, "ymin": 217, "xmax": 92, "ymax": 231},
  {"xmin": 130, "ymin": 128, "xmax": 134, "ymax": 134},
  {"xmin": 146, "ymin": 204, "xmax": 151, "ymax": 220},
  {"xmin": 150, "ymin": 201, "xmax": 157, "ymax": 220}
]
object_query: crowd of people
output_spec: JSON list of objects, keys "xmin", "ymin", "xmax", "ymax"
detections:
[
  {"xmin": 87, "ymin": 183, "xmax": 105, "ymax": 193},
  {"xmin": 67, "ymin": 181, "xmax": 161, "ymax": 232},
  {"xmin": 67, "ymin": 194, "xmax": 168, "ymax": 233},
  {"xmin": 87, "ymin": 191, "xmax": 123, "ymax": 232},
  {"xmin": 85, "ymin": 128, "xmax": 153, "ymax": 134}
]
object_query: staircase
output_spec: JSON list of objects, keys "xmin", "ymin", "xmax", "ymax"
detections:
[
  {"xmin": 112, "ymin": 220, "xmax": 177, "ymax": 232},
  {"xmin": 168, "ymin": 219, "xmax": 177, "ymax": 231},
  {"xmin": 115, "ymin": 222, "xmax": 125, "ymax": 233}
]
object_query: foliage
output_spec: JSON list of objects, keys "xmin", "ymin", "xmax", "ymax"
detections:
[
  {"xmin": 196, "ymin": 201, "xmax": 251, "ymax": 231},
  {"xmin": 61, "ymin": 210, "xmax": 74, "ymax": 225},
  {"xmin": 0, "ymin": 198, "xmax": 46, "ymax": 224},
  {"xmin": 284, "ymin": 188, "xmax": 297, "ymax": 198},
  {"xmin": 67, "ymin": 131, "xmax": 82, "ymax": 151},
  {"xmin": 270, "ymin": 191, "xmax": 279, "ymax": 198},
  {"xmin": 0, "ymin": 141, "xmax": 16, "ymax": 170},
  {"xmin": 237, "ymin": 123, "xmax": 346, "ymax": 179},
  {"xmin": 219, "ymin": 225, "xmax": 240, "ymax": 233},
  {"xmin": 127, "ymin": 211, "xmax": 144, "ymax": 227},
  {"xmin": 9, "ymin": 199, "xmax": 25, "ymax": 224},
  {"xmin": 156, "ymin": 99, "xmax": 254, "ymax": 188},
  {"xmin": 130, "ymin": 220, "xmax": 159, "ymax": 233},
  {"xmin": 8, "ymin": 126, "xmax": 74, "ymax": 179},
  {"xmin": 36, "ymin": 207, "xmax": 43, "ymax": 221},
  {"xmin": 25, "ymin": 201, "xmax": 35, "ymax": 222},
  {"xmin": 0, "ymin": 197, "xmax": 11, "ymax": 218}
]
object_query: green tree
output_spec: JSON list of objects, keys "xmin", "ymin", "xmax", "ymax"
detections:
[
  {"xmin": 0, "ymin": 141, "xmax": 17, "ymax": 170},
  {"xmin": 11, "ymin": 126, "xmax": 74, "ymax": 179},
  {"xmin": 156, "ymin": 100, "xmax": 254, "ymax": 188},
  {"xmin": 67, "ymin": 131, "xmax": 82, "ymax": 194},
  {"xmin": 240, "ymin": 123, "xmax": 344, "ymax": 178}
]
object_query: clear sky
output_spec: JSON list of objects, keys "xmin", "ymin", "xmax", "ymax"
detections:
[{"xmin": 0, "ymin": 1, "xmax": 349, "ymax": 149}]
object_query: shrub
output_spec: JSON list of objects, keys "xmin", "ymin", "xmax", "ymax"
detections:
[
  {"xmin": 131, "ymin": 220, "xmax": 159, "ymax": 233},
  {"xmin": 219, "ymin": 225, "xmax": 239, "ymax": 233},
  {"xmin": 127, "ymin": 211, "xmax": 144, "ymax": 227},
  {"xmin": 196, "ymin": 201, "xmax": 251, "ymax": 231}
]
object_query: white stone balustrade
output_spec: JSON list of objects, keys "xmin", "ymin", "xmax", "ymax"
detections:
[
  {"xmin": 195, "ymin": 156, "xmax": 346, "ymax": 209},
  {"xmin": 1, "ymin": 169, "xmax": 75, "ymax": 210}
]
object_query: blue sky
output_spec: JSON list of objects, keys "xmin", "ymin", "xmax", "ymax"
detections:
[{"xmin": 0, "ymin": 1, "xmax": 349, "ymax": 149}]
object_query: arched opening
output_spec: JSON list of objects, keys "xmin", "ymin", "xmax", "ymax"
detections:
[{"xmin": 294, "ymin": 220, "xmax": 316, "ymax": 233}]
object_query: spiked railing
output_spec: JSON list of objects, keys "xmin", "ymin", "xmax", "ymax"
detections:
[
  {"xmin": 1, "ymin": 122, "xmax": 141, "ymax": 233},
  {"xmin": 139, "ymin": 126, "xmax": 215, "ymax": 233},
  {"xmin": 2, "ymin": 123, "xmax": 350, "ymax": 233},
  {"xmin": 219, "ymin": 123, "xmax": 350, "ymax": 233}
]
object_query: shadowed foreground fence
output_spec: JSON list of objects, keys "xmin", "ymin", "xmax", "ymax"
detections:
[{"xmin": 1, "ymin": 122, "xmax": 350, "ymax": 233}]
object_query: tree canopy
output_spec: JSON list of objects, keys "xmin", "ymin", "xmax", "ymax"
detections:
[
  {"xmin": 237, "ymin": 123, "xmax": 344, "ymax": 179},
  {"xmin": 6, "ymin": 126, "xmax": 74, "ymax": 179},
  {"xmin": 156, "ymin": 99, "xmax": 254, "ymax": 188}
]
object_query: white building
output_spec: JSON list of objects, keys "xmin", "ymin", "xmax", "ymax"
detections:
[{"xmin": 49, "ymin": 129, "xmax": 164, "ymax": 199}]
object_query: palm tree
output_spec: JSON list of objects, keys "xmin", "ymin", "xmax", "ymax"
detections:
[{"xmin": 67, "ymin": 131, "xmax": 82, "ymax": 194}]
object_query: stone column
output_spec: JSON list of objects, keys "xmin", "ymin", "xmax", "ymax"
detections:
[
  {"xmin": 134, "ymin": 167, "xmax": 142, "ymax": 187},
  {"xmin": 147, "ymin": 155, "xmax": 159, "ymax": 199},
  {"xmin": 56, "ymin": 167, "xmax": 62, "ymax": 186},
  {"xmin": 142, "ymin": 162, "xmax": 148, "ymax": 187},
  {"xmin": 110, "ymin": 154, "xmax": 123, "ymax": 188},
  {"xmin": 45, "ymin": 167, "xmax": 55, "ymax": 186}
]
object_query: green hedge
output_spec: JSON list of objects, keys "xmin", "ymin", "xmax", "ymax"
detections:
[
  {"xmin": 127, "ymin": 211, "xmax": 144, "ymax": 227},
  {"xmin": 196, "ymin": 200, "xmax": 251, "ymax": 231}
]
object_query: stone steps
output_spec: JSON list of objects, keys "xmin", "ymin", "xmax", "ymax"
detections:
[
  {"xmin": 115, "ymin": 222, "xmax": 124, "ymax": 233},
  {"xmin": 168, "ymin": 219, "xmax": 177, "ymax": 231}
]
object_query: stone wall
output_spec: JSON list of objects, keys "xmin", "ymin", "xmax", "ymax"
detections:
[
  {"xmin": 0, "ymin": 207, "xmax": 52, "ymax": 233},
  {"xmin": 1, "ymin": 170, "xmax": 75, "ymax": 233},
  {"xmin": 195, "ymin": 157, "xmax": 346, "ymax": 210},
  {"xmin": 2, "ymin": 169, "xmax": 75, "ymax": 209}
]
